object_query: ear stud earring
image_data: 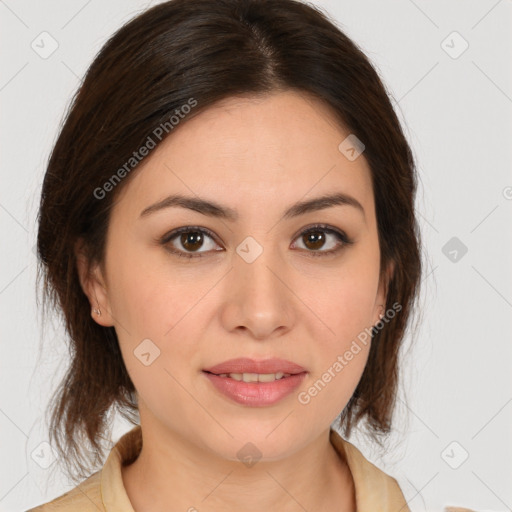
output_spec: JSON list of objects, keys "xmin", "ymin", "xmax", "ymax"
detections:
[{"xmin": 373, "ymin": 305, "xmax": 385, "ymax": 328}]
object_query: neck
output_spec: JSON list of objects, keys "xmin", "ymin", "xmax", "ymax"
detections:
[{"xmin": 121, "ymin": 421, "xmax": 356, "ymax": 512}]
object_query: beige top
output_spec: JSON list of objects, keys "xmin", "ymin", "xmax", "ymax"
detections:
[{"xmin": 26, "ymin": 425, "xmax": 411, "ymax": 511}]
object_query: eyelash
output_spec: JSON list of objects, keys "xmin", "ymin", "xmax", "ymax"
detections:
[{"xmin": 159, "ymin": 224, "xmax": 354, "ymax": 260}]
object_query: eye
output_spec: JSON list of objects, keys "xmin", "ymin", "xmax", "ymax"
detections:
[
  {"xmin": 160, "ymin": 226, "xmax": 222, "ymax": 259},
  {"xmin": 159, "ymin": 223, "xmax": 354, "ymax": 260},
  {"xmin": 291, "ymin": 223, "xmax": 354, "ymax": 257}
]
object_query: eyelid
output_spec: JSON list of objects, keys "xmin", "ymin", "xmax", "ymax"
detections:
[{"xmin": 163, "ymin": 225, "xmax": 220, "ymax": 244}]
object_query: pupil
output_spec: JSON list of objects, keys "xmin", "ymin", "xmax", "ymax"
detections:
[
  {"xmin": 305, "ymin": 232, "xmax": 325, "ymax": 250},
  {"xmin": 181, "ymin": 232, "xmax": 203, "ymax": 251}
]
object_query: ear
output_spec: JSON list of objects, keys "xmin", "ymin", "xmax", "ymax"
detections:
[
  {"xmin": 74, "ymin": 238, "xmax": 114, "ymax": 327},
  {"xmin": 373, "ymin": 259, "xmax": 395, "ymax": 326}
]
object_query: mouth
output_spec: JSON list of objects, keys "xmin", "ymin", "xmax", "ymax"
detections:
[
  {"xmin": 202, "ymin": 370, "xmax": 302, "ymax": 382},
  {"xmin": 202, "ymin": 370, "xmax": 307, "ymax": 407},
  {"xmin": 202, "ymin": 357, "xmax": 307, "ymax": 376},
  {"xmin": 201, "ymin": 358, "xmax": 308, "ymax": 406}
]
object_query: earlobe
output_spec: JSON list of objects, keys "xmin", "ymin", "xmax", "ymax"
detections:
[
  {"xmin": 74, "ymin": 238, "xmax": 114, "ymax": 327},
  {"xmin": 374, "ymin": 260, "xmax": 395, "ymax": 325}
]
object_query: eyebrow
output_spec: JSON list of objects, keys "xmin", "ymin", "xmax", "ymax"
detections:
[{"xmin": 139, "ymin": 192, "xmax": 365, "ymax": 222}]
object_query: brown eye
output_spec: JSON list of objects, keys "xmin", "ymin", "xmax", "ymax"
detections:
[
  {"xmin": 160, "ymin": 223, "xmax": 353, "ymax": 260},
  {"xmin": 161, "ymin": 226, "xmax": 222, "ymax": 259},
  {"xmin": 291, "ymin": 224, "xmax": 353, "ymax": 257},
  {"xmin": 180, "ymin": 231, "xmax": 204, "ymax": 252},
  {"xmin": 302, "ymin": 231, "xmax": 327, "ymax": 251}
]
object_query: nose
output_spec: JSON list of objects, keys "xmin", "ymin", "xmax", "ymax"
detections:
[{"xmin": 218, "ymin": 243, "xmax": 296, "ymax": 341}]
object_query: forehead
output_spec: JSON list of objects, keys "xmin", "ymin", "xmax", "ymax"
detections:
[{"xmin": 113, "ymin": 90, "xmax": 375, "ymax": 222}]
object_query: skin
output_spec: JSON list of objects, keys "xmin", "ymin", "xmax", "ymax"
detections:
[{"xmin": 76, "ymin": 90, "xmax": 392, "ymax": 512}]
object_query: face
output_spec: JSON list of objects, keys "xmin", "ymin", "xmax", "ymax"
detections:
[{"xmin": 78, "ymin": 90, "xmax": 390, "ymax": 461}]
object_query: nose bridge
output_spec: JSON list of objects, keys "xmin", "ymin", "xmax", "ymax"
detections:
[
  {"xmin": 235, "ymin": 234, "xmax": 285, "ymax": 301},
  {"xmin": 222, "ymin": 234, "xmax": 294, "ymax": 338}
]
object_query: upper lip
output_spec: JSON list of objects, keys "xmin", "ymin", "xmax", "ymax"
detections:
[{"xmin": 203, "ymin": 358, "xmax": 307, "ymax": 375}]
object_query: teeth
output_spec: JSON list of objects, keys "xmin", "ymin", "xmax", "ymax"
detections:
[{"xmin": 219, "ymin": 372, "xmax": 290, "ymax": 382}]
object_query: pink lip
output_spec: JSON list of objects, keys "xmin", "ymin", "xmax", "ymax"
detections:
[
  {"xmin": 203, "ymin": 357, "xmax": 307, "ymax": 375},
  {"xmin": 203, "ymin": 372, "xmax": 307, "ymax": 407}
]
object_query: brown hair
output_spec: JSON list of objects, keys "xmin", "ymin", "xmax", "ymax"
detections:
[{"xmin": 36, "ymin": 0, "xmax": 422, "ymax": 483}]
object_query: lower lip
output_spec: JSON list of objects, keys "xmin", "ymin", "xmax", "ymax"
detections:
[{"xmin": 202, "ymin": 371, "xmax": 307, "ymax": 407}]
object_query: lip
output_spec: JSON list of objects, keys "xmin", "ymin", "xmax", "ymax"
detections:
[
  {"xmin": 203, "ymin": 371, "xmax": 307, "ymax": 407},
  {"xmin": 203, "ymin": 357, "xmax": 307, "ymax": 375}
]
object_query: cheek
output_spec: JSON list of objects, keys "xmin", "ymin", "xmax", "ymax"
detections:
[
  {"xmin": 305, "ymin": 252, "xmax": 380, "ymax": 344},
  {"xmin": 105, "ymin": 237, "xmax": 196, "ymax": 337},
  {"xmin": 108, "ymin": 262, "xmax": 199, "ymax": 423},
  {"xmin": 106, "ymin": 248, "xmax": 211, "ymax": 392},
  {"xmin": 298, "ymin": 248, "xmax": 378, "ymax": 410},
  {"xmin": 299, "ymin": 290, "xmax": 373, "ymax": 424}
]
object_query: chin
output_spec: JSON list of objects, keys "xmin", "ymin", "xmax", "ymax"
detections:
[{"xmin": 198, "ymin": 420, "xmax": 310, "ymax": 462}]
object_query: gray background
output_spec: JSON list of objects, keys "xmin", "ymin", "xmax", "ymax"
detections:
[{"xmin": 1, "ymin": 1, "xmax": 511, "ymax": 511}]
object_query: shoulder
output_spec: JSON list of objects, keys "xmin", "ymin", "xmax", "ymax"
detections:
[
  {"xmin": 25, "ymin": 471, "xmax": 105, "ymax": 512},
  {"xmin": 344, "ymin": 439, "xmax": 408, "ymax": 502},
  {"xmin": 330, "ymin": 431, "xmax": 482, "ymax": 512},
  {"xmin": 26, "ymin": 425, "xmax": 141, "ymax": 512},
  {"xmin": 329, "ymin": 429, "xmax": 410, "ymax": 511}
]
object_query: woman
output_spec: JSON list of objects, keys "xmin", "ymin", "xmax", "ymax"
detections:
[{"xmin": 29, "ymin": 0, "xmax": 424, "ymax": 510}]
